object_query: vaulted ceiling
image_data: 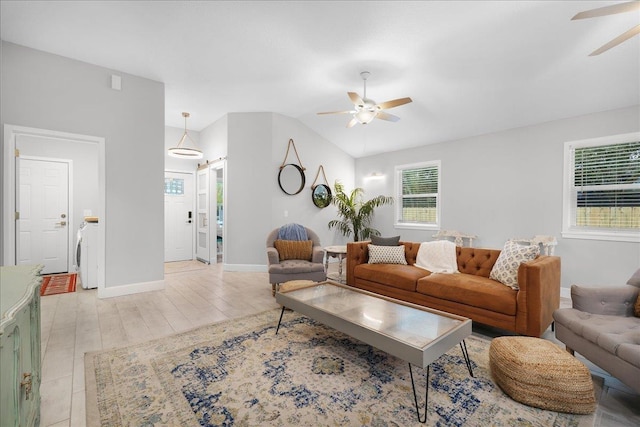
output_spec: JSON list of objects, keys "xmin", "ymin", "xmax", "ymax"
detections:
[{"xmin": 1, "ymin": 1, "xmax": 638, "ymax": 158}]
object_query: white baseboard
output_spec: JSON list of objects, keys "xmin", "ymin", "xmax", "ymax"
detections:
[
  {"xmin": 98, "ymin": 279, "xmax": 165, "ymax": 299},
  {"xmin": 223, "ymin": 264, "xmax": 267, "ymax": 272},
  {"xmin": 560, "ymin": 286, "xmax": 571, "ymax": 300}
]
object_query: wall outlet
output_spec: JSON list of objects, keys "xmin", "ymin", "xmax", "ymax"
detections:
[{"xmin": 284, "ymin": 210, "xmax": 288, "ymax": 217}]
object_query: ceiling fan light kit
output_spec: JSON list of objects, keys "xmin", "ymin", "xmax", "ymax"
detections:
[
  {"xmin": 168, "ymin": 112, "xmax": 204, "ymax": 159},
  {"xmin": 318, "ymin": 71, "xmax": 412, "ymax": 127},
  {"xmin": 572, "ymin": 1, "xmax": 640, "ymax": 56}
]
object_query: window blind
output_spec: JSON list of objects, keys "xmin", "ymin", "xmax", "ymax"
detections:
[
  {"xmin": 571, "ymin": 140, "xmax": 640, "ymax": 230},
  {"xmin": 398, "ymin": 164, "xmax": 439, "ymax": 224}
]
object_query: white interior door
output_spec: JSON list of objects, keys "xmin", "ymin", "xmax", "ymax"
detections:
[
  {"xmin": 196, "ymin": 167, "xmax": 210, "ymax": 263},
  {"xmin": 209, "ymin": 162, "xmax": 225, "ymax": 264},
  {"xmin": 17, "ymin": 158, "xmax": 70, "ymax": 274},
  {"xmin": 164, "ymin": 171, "xmax": 194, "ymax": 262}
]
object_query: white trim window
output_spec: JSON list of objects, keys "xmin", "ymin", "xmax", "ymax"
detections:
[
  {"xmin": 394, "ymin": 160, "xmax": 441, "ymax": 230},
  {"xmin": 562, "ymin": 132, "xmax": 640, "ymax": 242}
]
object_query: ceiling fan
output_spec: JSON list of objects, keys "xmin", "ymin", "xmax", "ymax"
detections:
[
  {"xmin": 317, "ymin": 71, "xmax": 412, "ymax": 128},
  {"xmin": 572, "ymin": 1, "xmax": 640, "ymax": 56}
]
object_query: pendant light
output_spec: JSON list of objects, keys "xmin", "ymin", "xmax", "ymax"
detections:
[{"xmin": 168, "ymin": 112, "xmax": 203, "ymax": 159}]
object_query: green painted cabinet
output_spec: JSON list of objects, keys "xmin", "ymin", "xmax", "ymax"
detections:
[{"xmin": 0, "ymin": 265, "xmax": 43, "ymax": 427}]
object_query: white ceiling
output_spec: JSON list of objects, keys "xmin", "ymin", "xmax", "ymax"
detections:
[{"xmin": 1, "ymin": 1, "xmax": 639, "ymax": 158}]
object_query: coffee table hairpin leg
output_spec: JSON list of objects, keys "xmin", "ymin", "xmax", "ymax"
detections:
[
  {"xmin": 409, "ymin": 340, "xmax": 474, "ymax": 423},
  {"xmin": 275, "ymin": 306, "xmax": 286, "ymax": 335}
]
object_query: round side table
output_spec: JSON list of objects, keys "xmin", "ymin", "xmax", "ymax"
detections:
[{"xmin": 324, "ymin": 245, "xmax": 347, "ymax": 283}]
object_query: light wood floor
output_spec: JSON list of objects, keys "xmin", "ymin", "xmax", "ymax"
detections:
[{"xmin": 39, "ymin": 261, "xmax": 639, "ymax": 427}]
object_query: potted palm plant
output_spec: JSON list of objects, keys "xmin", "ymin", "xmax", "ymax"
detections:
[{"xmin": 328, "ymin": 181, "xmax": 393, "ymax": 241}]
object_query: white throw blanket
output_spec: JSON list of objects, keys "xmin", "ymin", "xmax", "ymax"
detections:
[{"xmin": 414, "ymin": 240, "xmax": 459, "ymax": 274}]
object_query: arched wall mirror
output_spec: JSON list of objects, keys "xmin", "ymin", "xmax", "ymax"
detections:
[
  {"xmin": 278, "ymin": 163, "xmax": 306, "ymax": 195},
  {"xmin": 312, "ymin": 184, "xmax": 332, "ymax": 208}
]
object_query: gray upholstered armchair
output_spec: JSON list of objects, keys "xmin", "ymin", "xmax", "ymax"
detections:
[
  {"xmin": 266, "ymin": 225, "xmax": 326, "ymax": 296},
  {"xmin": 553, "ymin": 270, "xmax": 640, "ymax": 394}
]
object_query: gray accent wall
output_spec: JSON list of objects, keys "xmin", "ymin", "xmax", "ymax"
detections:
[
  {"xmin": 356, "ymin": 106, "xmax": 640, "ymax": 289},
  {"xmin": 1, "ymin": 42, "xmax": 165, "ymax": 289},
  {"xmin": 198, "ymin": 112, "xmax": 355, "ymax": 269}
]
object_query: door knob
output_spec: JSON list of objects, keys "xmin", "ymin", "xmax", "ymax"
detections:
[{"xmin": 56, "ymin": 221, "xmax": 67, "ymax": 226}]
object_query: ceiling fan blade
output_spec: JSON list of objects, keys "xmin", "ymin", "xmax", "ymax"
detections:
[
  {"xmin": 346, "ymin": 117, "xmax": 359, "ymax": 128},
  {"xmin": 376, "ymin": 111, "xmax": 400, "ymax": 122},
  {"xmin": 572, "ymin": 1, "xmax": 640, "ymax": 20},
  {"xmin": 376, "ymin": 97, "xmax": 413, "ymax": 110},
  {"xmin": 317, "ymin": 110, "xmax": 354, "ymax": 115},
  {"xmin": 589, "ymin": 24, "xmax": 640, "ymax": 55},
  {"xmin": 348, "ymin": 92, "xmax": 364, "ymax": 106}
]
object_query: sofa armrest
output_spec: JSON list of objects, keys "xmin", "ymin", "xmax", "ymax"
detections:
[
  {"xmin": 346, "ymin": 241, "xmax": 370, "ymax": 285},
  {"xmin": 266, "ymin": 247, "xmax": 279, "ymax": 265},
  {"xmin": 571, "ymin": 285, "xmax": 638, "ymax": 317},
  {"xmin": 515, "ymin": 255, "xmax": 561, "ymax": 337},
  {"xmin": 312, "ymin": 246, "xmax": 325, "ymax": 264}
]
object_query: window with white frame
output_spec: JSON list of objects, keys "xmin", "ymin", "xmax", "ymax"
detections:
[
  {"xmin": 394, "ymin": 161, "xmax": 441, "ymax": 229},
  {"xmin": 563, "ymin": 132, "xmax": 640, "ymax": 242}
]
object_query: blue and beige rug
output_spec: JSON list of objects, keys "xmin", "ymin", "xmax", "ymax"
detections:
[{"xmin": 85, "ymin": 310, "xmax": 594, "ymax": 426}]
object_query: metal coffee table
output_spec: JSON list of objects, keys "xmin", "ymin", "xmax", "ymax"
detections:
[{"xmin": 275, "ymin": 281, "xmax": 473, "ymax": 423}]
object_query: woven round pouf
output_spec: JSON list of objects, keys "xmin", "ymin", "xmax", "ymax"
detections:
[{"xmin": 489, "ymin": 336, "xmax": 596, "ymax": 414}]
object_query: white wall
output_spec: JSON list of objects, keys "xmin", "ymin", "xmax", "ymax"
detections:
[
  {"xmin": 356, "ymin": 106, "xmax": 640, "ymax": 290},
  {"xmin": 199, "ymin": 114, "xmax": 227, "ymax": 161},
  {"xmin": 1, "ymin": 42, "xmax": 165, "ymax": 294},
  {"xmin": 225, "ymin": 113, "xmax": 274, "ymax": 269},
  {"xmin": 198, "ymin": 112, "xmax": 355, "ymax": 269}
]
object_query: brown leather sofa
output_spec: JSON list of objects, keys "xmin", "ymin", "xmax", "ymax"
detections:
[{"xmin": 346, "ymin": 241, "xmax": 561, "ymax": 337}]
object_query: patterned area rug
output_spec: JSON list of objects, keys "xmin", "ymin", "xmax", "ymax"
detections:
[
  {"xmin": 85, "ymin": 310, "xmax": 595, "ymax": 426},
  {"xmin": 40, "ymin": 273, "xmax": 77, "ymax": 296}
]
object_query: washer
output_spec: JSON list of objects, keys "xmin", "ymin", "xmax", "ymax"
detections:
[{"xmin": 76, "ymin": 221, "xmax": 98, "ymax": 289}]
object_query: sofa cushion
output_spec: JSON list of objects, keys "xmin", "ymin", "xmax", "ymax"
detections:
[
  {"xmin": 490, "ymin": 241, "xmax": 540, "ymax": 289},
  {"xmin": 416, "ymin": 273, "xmax": 517, "ymax": 316},
  {"xmin": 354, "ymin": 264, "xmax": 429, "ymax": 292},
  {"xmin": 370, "ymin": 235, "xmax": 401, "ymax": 246},
  {"xmin": 274, "ymin": 239, "xmax": 313, "ymax": 261},
  {"xmin": 367, "ymin": 244, "xmax": 407, "ymax": 265},
  {"xmin": 553, "ymin": 309, "xmax": 640, "ymax": 369}
]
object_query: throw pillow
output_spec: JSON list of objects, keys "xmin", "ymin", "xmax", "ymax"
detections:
[
  {"xmin": 635, "ymin": 294, "xmax": 640, "ymax": 318},
  {"xmin": 370, "ymin": 235, "xmax": 401, "ymax": 246},
  {"xmin": 627, "ymin": 268, "xmax": 640, "ymax": 288},
  {"xmin": 367, "ymin": 244, "xmax": 407, "ymax": 265},
  {"xmin": 274, "ymin": 240, "xmax": 313, "ymax": 261},
  {"xmin": 489, "ymin": 241, "xmax": 540, "ymax": 290}
]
